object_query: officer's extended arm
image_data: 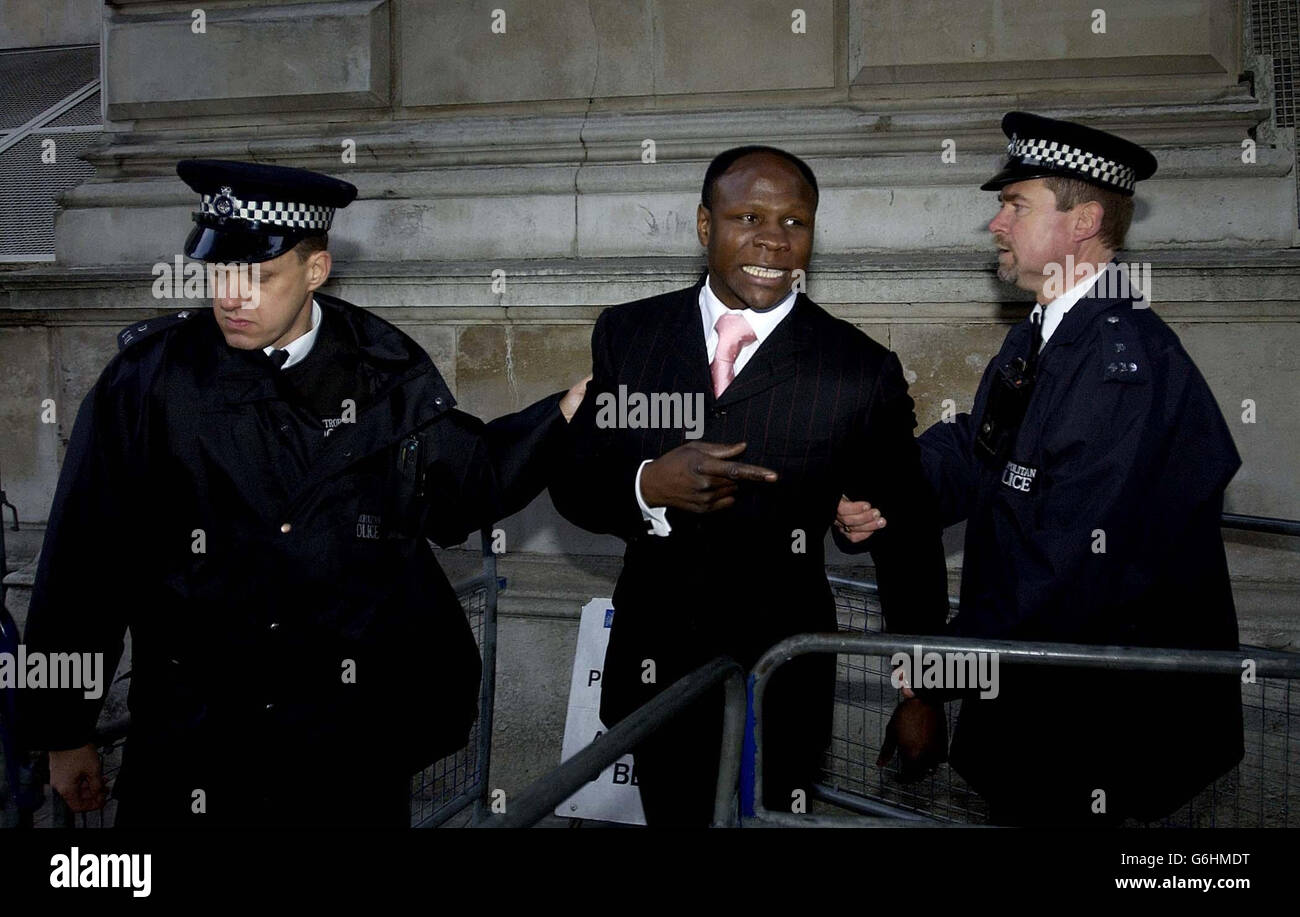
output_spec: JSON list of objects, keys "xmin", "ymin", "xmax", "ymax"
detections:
[{"xmin": 548, "ymin": 309, "xmax": 658, "ymax": 540}]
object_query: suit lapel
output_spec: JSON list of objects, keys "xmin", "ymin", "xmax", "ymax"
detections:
[
  {"xmin": 714, "ymin": 293, "xmax": 812, "ymax": 408},
  {"xmin": 659, "ymin": 280, "xmax": 714, "ymax": 398}
]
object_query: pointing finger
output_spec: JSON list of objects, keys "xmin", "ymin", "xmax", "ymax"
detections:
[
  {"xmin": 702, "ymin": 460, "xmax": 778, "ymax": 483},
  {"xmin": 695, "ymin": 441, "xmax": 747, "ymax": 460}
]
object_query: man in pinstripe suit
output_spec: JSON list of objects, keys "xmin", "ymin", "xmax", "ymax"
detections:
[{"xmin": 550, "ymin": 147, "xmax": 949, "ymax": 826}]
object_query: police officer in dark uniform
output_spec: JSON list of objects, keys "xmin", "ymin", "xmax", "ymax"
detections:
[
  {"xmin": 838, "ymin": 113, "xmax": 1244, "ymax": 824},
  {"xmin": 21, "ymin": 160, "xmax": 586, "ymax": 828}
]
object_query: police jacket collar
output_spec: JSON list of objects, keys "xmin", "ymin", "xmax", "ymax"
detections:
[
  {"xmin": 199, "ymin": 292, "xmax": 456, "ymax": 479},
  {"xmin": 1037, "ymin": 260, "xmax": 1137, "ymax": 352}
]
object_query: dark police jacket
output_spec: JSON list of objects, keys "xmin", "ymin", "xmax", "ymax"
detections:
[
  {"xmin": 919, "ymin": 267, "xmax": 1244, "ymax": 820},
  {"xmin": 550, "ymin": 282, "xmax": 949, "ymax": 758},
  {"xmin": 21, "ymin": 293, "xmax": 563, "ymax": 815}
]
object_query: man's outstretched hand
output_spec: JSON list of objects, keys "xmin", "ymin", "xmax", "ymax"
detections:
[
  {"xmin": 835, "ymin": 496, "xmax": 887, "ymax": 543},
  {"xmin": 877, "ymin": 697, "xmax": 948, "ymax": 783},
  {"xmin": 640, "ymin": 441, "xmax": 777, "ymax": 513}
]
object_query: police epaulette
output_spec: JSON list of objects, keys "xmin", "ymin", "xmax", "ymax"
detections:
[
  {"xmin": 117, "ymin": 309, "xmax": 200, "ymax": 351},
  {"xmin": 1100, "ymin": 312, "xmax": 1147, "ymax": 383}
]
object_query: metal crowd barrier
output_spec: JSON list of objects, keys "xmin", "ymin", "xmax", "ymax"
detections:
[
  {"xmin": 482, "ymin": 656, "xmax": 746, "ymax": 829},
  {"xmin": 744, "ymin": 597, "xmax": 1300, "ymax": 827},
  {"xmin": 7, "ymin": 529, "xmax": 501, "ymax": 829},
  {"xmin": 412, "ymin": 528, "xmax": 501, "ymax": 828},
  {"xmin": 813, "ymin": 511, "xmax": 1300, "ymax": 827}
]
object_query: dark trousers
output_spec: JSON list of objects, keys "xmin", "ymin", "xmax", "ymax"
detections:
[{"xmin": 632, "ymin": 656, "xmax": 832, "ymax": 828}]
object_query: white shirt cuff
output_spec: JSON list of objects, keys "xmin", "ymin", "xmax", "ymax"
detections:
[{"xmin": 634, "ymin": 459, "xmax": 672, "ymax": 537}]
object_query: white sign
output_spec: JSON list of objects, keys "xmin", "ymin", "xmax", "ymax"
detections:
[{"xmin": 554, "ymin": 598, "xmax": 646, "ymax": 825}]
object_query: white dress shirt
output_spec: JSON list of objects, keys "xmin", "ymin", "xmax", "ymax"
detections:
[
  {"xmin": 634, "ymin": 278, "xmax": 798, "ymax": 537},
  {"xmin": 1031, "ymin": 269, "xmax": 1103, "ymax": 350},
  {"xmin": 263, "ymin": 298, "xmax": 322, "ymax": 369}
]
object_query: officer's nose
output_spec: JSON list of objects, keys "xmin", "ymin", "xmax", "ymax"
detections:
[
  {"xmin": 211, "ymin": 265, "xmax": 257, "ymax": 312},
  {"xmin": 988, "ymin": 207, "xmax": 1010, "ymax": 236}
]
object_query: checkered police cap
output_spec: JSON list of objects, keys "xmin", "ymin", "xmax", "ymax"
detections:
[
  {"xmin": 981, "ymin": 112, "xmax": 1157, "ymax": 197},
  {"xmin": 198, "ymin": 191, "xmax": 334, "ymax": 231},
  {"xmin": 177, "ymin": 159, "xmax": 357, "ymax": 262}
]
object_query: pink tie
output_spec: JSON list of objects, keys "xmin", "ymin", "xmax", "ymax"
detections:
[{"xmin": 711, "ymin": 312, "xmax": 757, "ymax": 398}]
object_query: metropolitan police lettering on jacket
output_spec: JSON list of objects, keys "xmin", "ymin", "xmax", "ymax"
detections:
[
  {"xmin": 1001, "ymin": 461, "xmax": 1037, "ymax": 493},
  {"xmin": 356, "ymin": 513, "xmax": 382, "ymax": 540}
]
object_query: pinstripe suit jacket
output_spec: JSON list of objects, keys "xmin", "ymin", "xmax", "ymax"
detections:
[{"xmin": 551, "ymin": 279, "xmax": 949, "ymax": 727}]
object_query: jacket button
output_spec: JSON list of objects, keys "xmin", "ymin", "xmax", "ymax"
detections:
[
  {"xmin": 280, "ymin": 523, "xmax": 292, "ymax": 533},
  {"xmin": 434, "ymin": 397, "xmax": 444, "ymax": 407},
  {"xmin": 268, "ymin": 622, "xmax": 280, "ymax": 632},
  {"xmin": 264, "ymin": 703, "xmax": 275, "ymax": 712},
  {"xmin": 1106, "ymin": 316, "xmax": 1119, "ymax": 324}
]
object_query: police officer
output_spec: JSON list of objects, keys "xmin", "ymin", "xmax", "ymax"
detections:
[
  {"xmin": 837, "ymin": 113, "xmax": 1244, "ymax": 824},
  {"xmin": 21, "ymin": 160, "xmax": 586, "ymax": 828}
]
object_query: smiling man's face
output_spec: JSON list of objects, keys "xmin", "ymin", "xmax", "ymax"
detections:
[{"xmin": 697, "ymin": 152, "xmax": 816, "ymax": 311}]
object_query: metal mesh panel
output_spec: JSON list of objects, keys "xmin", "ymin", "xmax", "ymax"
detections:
[
  {"xmin": 1250, "ymin": 0, "xmax": 1300, "ymax": 228},
  {"xmin": 0, "ymin": 46, "xmax": 98, "ymax": 130},
  {"xmin": 46, "ymin": 94, "xmax": 102, "ymax": 129},
  {"xmin": 825, "ymin": 582, "xmax": 1298, "ymax": 827},
  {"xmin": 0, "ymin": 129, "xmax": 101, "ymax": 258},
  {"xmin": 409, "ymin": 581, "xmax": 489, "ymax": 827}
]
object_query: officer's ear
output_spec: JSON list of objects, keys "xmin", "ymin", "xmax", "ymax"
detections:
[
  {"xmin": 304, "ymin": 249, "xmax": 332, "ymax": 292},
  {"xmin": 1071, "ymin": 200, "xmax": 1105, "ymax": 245}
]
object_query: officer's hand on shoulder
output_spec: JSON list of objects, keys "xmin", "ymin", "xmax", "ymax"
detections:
[
  {"xmin": 560, "ymin": 374, "xmax": 591, "ymax": 423},
  {"xmin": 48, "ymin": 743, "xmax": 108, "ymax": 812}
]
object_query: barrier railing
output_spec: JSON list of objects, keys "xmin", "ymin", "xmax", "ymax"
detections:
[
  {"xmin": 481, "ymin": 656, "xmax": 746, "ymax": 829},
  {"xmin": 413, "ymin": 529, "xmax": 500, "ymax": 828},
  {"xmin": 733, "ymin": 629, "xmax": 1300, "ymax": 827},
  {"xmin": 1220, "ymin": 512, "xmax": 1300, "ymax": 537}
]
